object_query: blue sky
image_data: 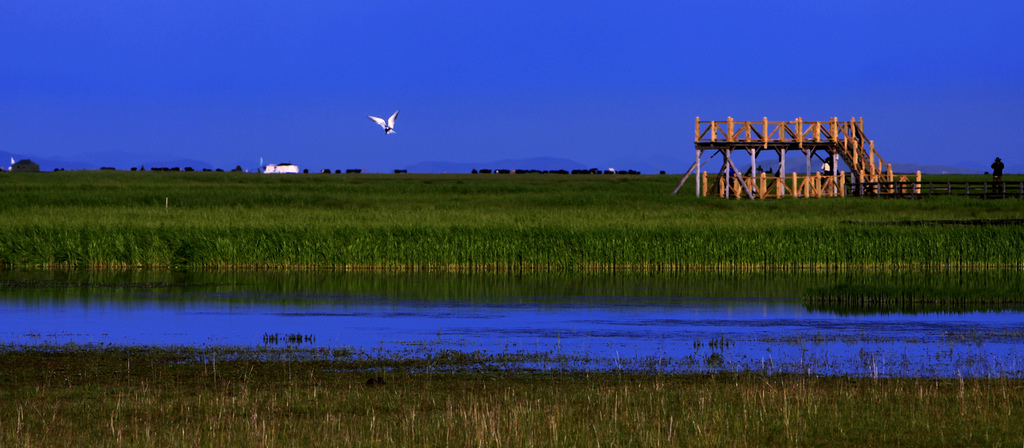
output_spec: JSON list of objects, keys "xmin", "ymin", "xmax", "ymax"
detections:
[{"xmin": 2, "ymin": 1, "xmax": 1022, "ymax": 172}]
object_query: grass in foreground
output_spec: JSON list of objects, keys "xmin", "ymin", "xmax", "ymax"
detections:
[
  {"xmin": 0, "ymin": 345, "xmax": 1022, "ymax": 447},
  {"xmin": 0, "ymin": 172, "xmax": 1021, "ymax": 269}
]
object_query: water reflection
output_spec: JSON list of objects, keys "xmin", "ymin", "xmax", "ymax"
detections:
[{"xmin": 1, "ymin": 270, "xmax": 1022, "ymax": 378}]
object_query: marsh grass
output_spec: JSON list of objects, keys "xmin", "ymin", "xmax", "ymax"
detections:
[
  {"xmin": 0, "ymin": 172, "xmax": 1021, "ymax": 269},
  {"xmin": 0, "ymin": 345, "xmax": 1021, "ymax": 447},
  {"xmin": 803, "ymin": 269, "xmax": 1024, "ymax": 310}
]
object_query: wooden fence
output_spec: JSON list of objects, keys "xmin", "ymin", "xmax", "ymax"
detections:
[
  {"xmin": 848, "ymin": 181, "xmax": 1024, "ymax": 199},
  {"xmin": 698, "ymin": 169, "xmax": 1024, "ymax": 199}
]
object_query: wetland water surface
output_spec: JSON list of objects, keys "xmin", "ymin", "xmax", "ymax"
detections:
[{"xmin": 1, "ymin": 270, "xmax": 1022, "ymax": 378}]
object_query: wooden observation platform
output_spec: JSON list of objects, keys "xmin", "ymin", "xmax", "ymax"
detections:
[{"xmin": 673, "ymin": 117, "xmax": 893, "ymax": 199}]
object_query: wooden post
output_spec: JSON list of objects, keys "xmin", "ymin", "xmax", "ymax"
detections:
[
  {"xmin": 695, "ymin": 149, "xmax": 702, "ymax": 197},
  {"xmin": 839, "ymin": 171, "xmax": 846, "ymax": 197},
  {"xmin": 724, "ymin": 150, "xmax": 731, "ymax": 198},
  {"xmin": 849, "ymin": 128, "xmax": 857, "ymax": 181},
  {"xmin": 702, "ymin": 171, "xmax": 708, "ymax": 197},
  {"xmin": 805, "ymin": 149, "xmax": 811, "ymax": 177},
  {"xmin": 915, "ymin": 170, "xmax": 921, "ymax": 195},
  {"xmin": 695, "ymin": 116, "xmax": 700, "ymax": 143},
  {"xmin": 831, "ymin": 151, "xmax": 839, "ymax": 195},
  {"xmin": 762, "ymin": 117, "xmax": 768, "ymax": 148},
  {"xmin": 727, "ymin": 117, "xmax": 734, "ymax": 142},
  {"xmin": 778, "ymin": 149, "xmax": 786, "ymax": 198},
  {"xmin": 759, "ymin": 172, "xmax": 767, "ymax": 199},
  {"xmin": 791, "ymin": 172, "xmax": 798, "ymax": 198},
  {"xmin": 796, "ymin": 117, "xmax": 803, "ymax": 149},
  {"xmin": 749, "ymin": 148, "xmax": 756, "ymax": 185}
]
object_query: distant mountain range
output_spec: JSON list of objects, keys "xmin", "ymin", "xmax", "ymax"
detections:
[
  {"xmin": 405, "ymin": 157, "xmax": 588, "ymax": 173},
  {"xmin": 1, "ymin": 149, "xmax": 1015, "ymax": 175}
]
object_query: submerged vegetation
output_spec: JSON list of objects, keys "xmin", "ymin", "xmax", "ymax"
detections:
[
  {"xmin": 0, "ymin": 344, "xmax": 1021, "ymax": 447},
  {"xmin": 803, "ymin": 268, "xmax": 1024, "ymax": 310},
  {"xmin": 0, "ymin": 171, "xmax": 1020, "ymax": 269}
]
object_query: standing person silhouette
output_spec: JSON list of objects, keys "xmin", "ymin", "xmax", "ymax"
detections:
[{"xmin": 991, "ymin": 157, "xmax": 1004, "ymax": 182}]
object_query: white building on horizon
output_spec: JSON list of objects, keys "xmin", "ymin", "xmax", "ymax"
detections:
[{"xmin": 262, "ymin": 163, "xmax": 300, "ymax": 174}]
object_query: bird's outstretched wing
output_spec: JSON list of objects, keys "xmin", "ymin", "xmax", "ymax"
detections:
[
  {"xmin": 387, "ymin": 110, "xmax": 399, "ymax": 129},
  {"xmin": 368, "ymin": 115, "xmax": 388, "ymax": 129}
]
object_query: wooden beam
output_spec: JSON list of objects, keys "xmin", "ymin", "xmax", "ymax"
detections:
[
  {"xmin": 726, "ymin": 157, "xmax": 756, "ymax": 200},
  {"xmin": 671, "ymin": 161, "xmax": 699, "ymax": 195}
]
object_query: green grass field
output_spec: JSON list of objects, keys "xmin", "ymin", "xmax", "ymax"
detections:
[
  {"xmin": 1, "ymin": 345, "xmax": 1021, "ymax": 447},
  {"xmin": 0, "ymin": 171, "xmax": 1021, "ymax": 269}
]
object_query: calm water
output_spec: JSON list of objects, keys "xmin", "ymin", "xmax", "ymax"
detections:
[{"xmin": 1, "ymin": 270, "xmax": 1022, "ymax": 378}]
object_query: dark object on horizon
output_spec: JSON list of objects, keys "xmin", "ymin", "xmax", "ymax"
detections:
[
  {"xmin": 100, "ymin": 167, "xmax": 115, "ymax": 171},
  {"xmin": 184, "ymin": 167, "xmax": 194, "ymax": 172},
  {"xmin": 130, "ymin": 167, "xmax": 137, "ymax": 171},
  {"xmin": 11, "ymin": 159, "xmax": 40, "ymax": 173},
  {"xmin": 336, "ymin": 169, "xmax": 342, "ymax": 174},
  {"xmin": 478, "ymin": 169, "xmax": 491, "ymax": 174},
  {"xmin": 232, "ymin": 165, "xmax": 243, "ymax": 172},
  {"xmin": 321, "ymin": 169, "xmax": 331, "ymax": 174},
  {"xmin": 303, "ymin": 169, "xmax": 308, "ymax": 173},
  {"xmin": 551, "ymin": 169, "xmax": 568, "ymax": 174},
  {"xmin": 365, "ymin": 377, "xmax": 386, "ymax": 387},
  {"xmin": 992, "ymin": 157, "xmax": 1004, "ymax": 181},
  {"xmin": 660, "ymin": 170, "xmax": 666, "ymax": 175},
  {"xmin": 394, "ymin": 169, "xmax": 407, "ymax": 174},
  {"xmin": 202, "ymin": 168, "xmax": 211, "ymax": 172},
  {"xmin": 171, "ymin": 167, "xmax": 180, "ymax": 172},
  {"xmin": 347, "ymin": 169, "xmax": 362, "ymax": 174},
  {"xmin": 215, "ymin": 168, "xmax": 224, "ymax": 172},
  {"xmin": 471, "ymin": 168, "xmax": 478, "ymax": 174},
  {"xmin": 496, "ymin": 169, "xmax": 511, "ymax": 174}
]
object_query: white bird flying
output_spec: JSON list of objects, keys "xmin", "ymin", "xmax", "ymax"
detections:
[{"xmin": 368, "ymin": 110, "xmax": 399, "ymax": 134}]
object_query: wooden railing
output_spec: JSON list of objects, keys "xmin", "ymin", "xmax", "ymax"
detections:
[
  {"xmin": 694, "ymin": 117, "xmax": 890, "ymax": 185},
  {"xmin": 847, "ymin": 181, "xmax": 1024, "ymax": 199},
  {"xmin": 701, "ymin": 172, "xmax": 847, "ymax": 199}
]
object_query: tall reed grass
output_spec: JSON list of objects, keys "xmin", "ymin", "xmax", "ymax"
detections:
[{"xmin": 0, "ymin": 172, "xmax": 1020, "ymax": 269}]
